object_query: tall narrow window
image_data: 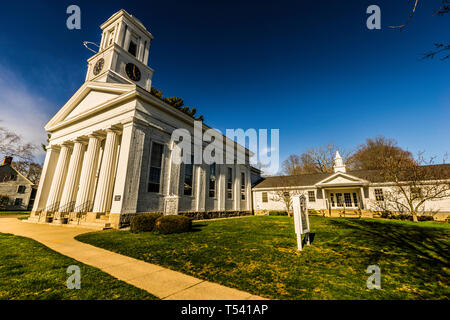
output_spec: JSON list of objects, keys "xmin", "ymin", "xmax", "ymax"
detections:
[
  {"xmin": 148, "ymin": 143, "xmax": 164, "ymax": 193},
  {"xmin": 183, "ymin": 157, "xmax": 194, "ymax": 196},
  {"xmin": 330, "ymin": 193, "xmax": 335, "ymax": 207},
  {"xmin": 240, "ymin": 172, "xmax": 246, "ymax": 200},
  {"xmin": 128, "ymin": 34, "xmax": 138, "ymax": 57},
  {"xmin": 374, "ymin": 189, "xmax": 384, "ymax": 201},
  {"xmin": 352, "ymin": 193, "xmax": 358, "ymax": 207},
  {"xmin": 226, "ymin": 167, "xmax": 233, "ymax": 200},
  {"xmin": 108, "ymin": 28, "xmax": 115, "ymax": 46},
  {"xmin": 262, "ymin": 192, "xmax": 268, "ymax": 203},
  {"xmin": 209, "ymin": 163, "xmax": 216, "ymax": 198},
  {"xmin": 336, "ymin": 193, "xmax": 343, "ymax": 207},
  {"xmin": 344, "ymin": 193, "xmax": 352, "ymax": 207},
  {"xmin": 308, "ymin": 191, "xmax": 316, "ymax": 202}
]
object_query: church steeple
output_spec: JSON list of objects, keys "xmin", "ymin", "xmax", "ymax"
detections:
[
  {"xmin": 333, "ymin": 151, "xmax": 346, "ymax": 173},
  {"xmin": 85, "ymin": 10, "xmax": 154, "ymax": 91}
]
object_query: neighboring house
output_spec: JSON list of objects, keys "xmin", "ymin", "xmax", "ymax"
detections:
[
  {"xmin": 0, "ymin": 157, "xmax": 37, "ymax": 211},
  {"xmin": 253, "ymin": 152, "xmax": 450, "ymax": 221},
  {"xmin": 29, "ymin": 10, "xmax": 258, "ymax": 229}
]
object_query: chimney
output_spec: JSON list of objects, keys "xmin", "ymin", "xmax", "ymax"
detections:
[{"xmin": 2, "ymin": 156, "xmax": 13, "ymax": 166}]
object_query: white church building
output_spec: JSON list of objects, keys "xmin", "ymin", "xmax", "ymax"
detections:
[
  {"xmin": 29, "ymin": 10, "xmax": 257, "ymax": 229},
  {"xmin": 28, "ymin": 10, "xmax": 449, "ymax": 228}
]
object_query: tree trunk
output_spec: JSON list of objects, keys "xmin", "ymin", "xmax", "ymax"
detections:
[{"xmin": 412, "ymin": 212, "xmax": 418, "ymax": 222}]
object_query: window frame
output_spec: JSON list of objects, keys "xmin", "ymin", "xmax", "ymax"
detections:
[
  {"xmin": 308, "ymin": 191, "xmax": 316, "ymax": 202},
  {"xmin": 183, "ymin": 157, "xmax": 194, "ymax": 197},
  {"xmin": 262, "ymin": 192, "xmax": 268, "ymax": 203},
  {"xmin": 240, "ymin": 172, "xmax": 246, "ymax": 200},
  {"xmin": 374, "ymin": 188, "xmax": 384, "ymax": 201},
  {"xmin": 147, "ymin": 142, "xmax": 164, "ymax": 193},
  {"xmin": 128, "ymin": 33, "xmax": 139, "ymax": 57},
  {"xmin": 352, "ymin": 192, "xmax": 358, "ymax": 207},
  {"xmin": 344, "ymin": 193, "xmax": 352, "ymax": 207},
  {"xmin": 226, "ymin": 167, "xmax": 233, "ymax": 200},
  {"xmin": 17, "ymin": 186, "xmax": 26, "ymax": 194},
  {"xmin": 208, "ymin": 163, "xmax": 216, "ymax": 198}
]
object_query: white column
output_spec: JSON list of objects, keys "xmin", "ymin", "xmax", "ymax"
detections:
[
  {"xmin": 58, "ymin": 140, "xmax": 86, "ymax": 211},
  {"xmin": 31, "ymin": 145, "xmax": 60, "ymax": 215},
  {"xmin": 92, "ymin": 129, "xmax": 120, "ymax": 213},
  {"xmin": 45, "ymin": 144, "xmax": 72, "ymax": 211},
  {"xmin": 110, "ymin": 120, "xmax": 146, "ymax": 215},
  {"xmin": 74, "ymin": 135, "xmax": 102, "ymax": 211},
  {"xmin": 359, "ymin": 187, "xmax": 365, "ymax": 210}
]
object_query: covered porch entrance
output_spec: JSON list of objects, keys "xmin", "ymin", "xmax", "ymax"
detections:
[{"xmin": 324, "ymin": 188, "xmax": 365, "ymax": 211}]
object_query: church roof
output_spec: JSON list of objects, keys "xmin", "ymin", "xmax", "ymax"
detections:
[{"xmin": 253, "ymin": 164, "xmax": 450, "ymax": 189}]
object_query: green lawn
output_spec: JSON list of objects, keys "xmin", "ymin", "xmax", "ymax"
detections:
[
  {"xmin": 0, "ymin": 211, "xmax": 30, "ymax": 215},
  {"xmin": 0, "ymin": 233, "xmax": 157, "ymax": 300},
  {"xmin": 76, "ymin": 216, "xmax": 450, "ymax": 300}
]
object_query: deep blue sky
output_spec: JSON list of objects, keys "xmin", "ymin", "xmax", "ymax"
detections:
[{"xmin": 0, "ymin": 0, "xmax": 448, "ymax": 171}]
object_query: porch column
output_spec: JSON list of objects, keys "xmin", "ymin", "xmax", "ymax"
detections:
[
  {"xmin": 31, "ymin": 145, "xmax": 60, "ymax": 216},
  {"xmin": 92, "ymin": 129, "xmax": 120, "ymax": 213},
  {"xmin": 58, "ymin": 140, "xmax": 86, "ymax": 212},
  {"xmin": 359, "ymin": 187, "xmax": 365, "ymax": 209},
  {"xmin": 74, "ymin": 134, "xmax": 102, "ymax": 212},
  {"xmin": 45, "ymin": 144, "xmax": 72, "ymax": 211}
]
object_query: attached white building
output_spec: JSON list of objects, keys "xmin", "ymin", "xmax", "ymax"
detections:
[
  {"xmin": 29, "ymin": 10, "xmax": 256, "ymax": 229},
  {"xmin": 253, "ymin": 152, "xmax": 450, "ymax": 220}
]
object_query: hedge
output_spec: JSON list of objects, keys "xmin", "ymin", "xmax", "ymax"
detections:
[
  {"xmin": 154, "ymin": 215, "xmax": 192, "ymax": 234},
  {"xmin": 130, "ymin": 213, "xmax": 162, "ymax": 233}
]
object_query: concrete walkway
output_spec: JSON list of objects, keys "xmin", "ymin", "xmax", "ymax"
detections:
[{"xmin": 0, "ymin": 218, "xmax": 264, "ymax": 300}]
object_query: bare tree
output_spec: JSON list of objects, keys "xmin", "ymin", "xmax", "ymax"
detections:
[
  {"xmin": 375, "ymin": 152, "xmax": 450, "ymax": 222},
  {"xmin": 12, "ymin": 161, "xmax": 42, "ymax": 185},
  {"xmin": 269, "ymin": 178, "xmax": 303, "ymax": 216},
  {"xmin": 282, "ymin": 143, "xmax": 352, "ymax": 175},
  {"xmin": 390, "ymin": 0, "xmax": 449, "ymax": 60},
  {"xmin": 0, "ymin": 125, "xmax": 36, "ymax": 163},
  {"xmin": 281, "ymin": 154, "xmax": 302, "ymax": 175}
]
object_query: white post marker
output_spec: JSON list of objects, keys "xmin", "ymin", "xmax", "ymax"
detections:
[{"xmin": 292, "ymin": 194, "xmax": 311, "ymax": 251}]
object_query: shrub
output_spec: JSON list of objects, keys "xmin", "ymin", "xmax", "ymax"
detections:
[
  {"xmin": 268, "ymin": 211, "xmax": 288, "ymax": 216},
  {"xmin": 308, "ymin": 209, "xmax": 320, "ymax": 215},
  {"xmin": 418, "ymin": 215, "xmax": 434, "ymax": 222},
  {"xmin": 130, "ymin": 213, "xmax": 162, "ymax": 233},
  {"xmin": 155, "ymin": 215, "xmax": 192, "ymax": 234},
  {"xmin": 380, "ymin": 211, "xmax": 392, "ymax": 219}
]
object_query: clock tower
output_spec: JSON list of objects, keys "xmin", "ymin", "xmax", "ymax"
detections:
[{"xmin": 85, "ymin": 10, "xmax": 154, "ymax": 91}]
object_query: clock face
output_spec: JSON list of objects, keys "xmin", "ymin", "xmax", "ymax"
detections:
[
  {"xmin": 93, "ymin": 58, "xmax": 104, "ymax": 76},
  {"xmin": 125, "ymin": 63, "xmax": 141, "ymax": 82}
]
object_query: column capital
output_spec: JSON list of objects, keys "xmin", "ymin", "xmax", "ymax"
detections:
[
  {"xmin": 74, "ymin": 137, "xmax": 89, "ymax": 145},
  {"xmin": 87, "ymin": 132, "xmax": 105, "ymax": 140},
  {"xmin": 61, "ymin": 141, "xmax": 74, "ymax": 148},
  {"xmin": 46, "ymin": 144, "xmax": 60, "ymax": 151},
  {"xmin": 121, "ymin": 116, "xmax": 147, "ymax": 128},
  {"xmin": 105, "ymin": 126, "xmax": 122, "ymax": 135}
]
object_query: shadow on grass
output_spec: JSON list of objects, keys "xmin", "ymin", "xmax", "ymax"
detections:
[
  {"xmin": 328, "ymin": 219, "xmax": 449, "ymax": 265},
  {"xmin": 190, "ymin": 223, "xmax": 208, "ymax": 232}
]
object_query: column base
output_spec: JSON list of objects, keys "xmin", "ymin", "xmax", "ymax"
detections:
[
  {"xmin": 85, "ymin": 212, "xmax": 99, "ymax": 222},
  {"xmin": 109, "ymin": 213, "xmax": 121, "ymax": 229}
]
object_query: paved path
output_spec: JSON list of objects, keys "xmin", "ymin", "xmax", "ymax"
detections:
[{"xmin": 0, "ymin": 218, "xmax": 264, "ymax": 300}]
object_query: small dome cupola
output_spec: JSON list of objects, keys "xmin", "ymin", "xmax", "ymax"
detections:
[{"xmin": 333, "ymin": 151, "xmax": 346, "ymax": 173}]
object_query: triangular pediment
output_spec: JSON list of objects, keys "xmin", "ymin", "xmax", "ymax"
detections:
[
  {"xmin": 45, "ymin": 82, "xmax": 136, "ymax": 131},
  {"xmin": 315, "ymin": 172, "xmax": 368, "ymax": 187}
]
